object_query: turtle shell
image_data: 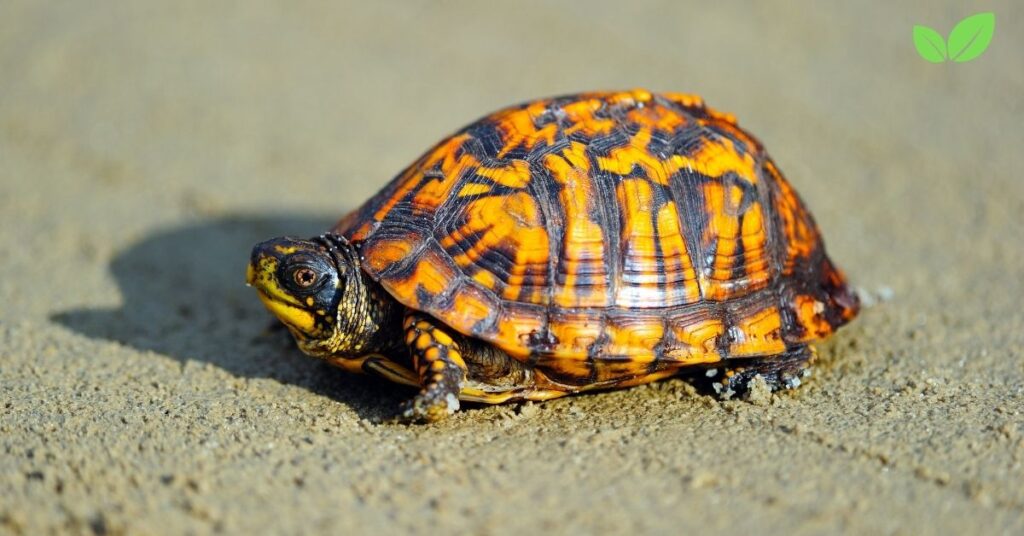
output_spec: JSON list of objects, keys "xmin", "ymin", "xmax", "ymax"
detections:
[{"xmin": 336, "ymin": 89, "xmax": 858, "ymax": 385}]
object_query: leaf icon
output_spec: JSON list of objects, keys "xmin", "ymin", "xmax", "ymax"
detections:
[
  {"xmin": 913, "ymin": 25, "xmax": 947, "ymax": 62},
  {"xmin": 947, "ymin": 12, "xmax": 995, "ymax": 62}
]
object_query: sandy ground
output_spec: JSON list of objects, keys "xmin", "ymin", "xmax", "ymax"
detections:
[{"xmin": 2, "ymin": 1, "xmax": 1023, "ymax": 534}]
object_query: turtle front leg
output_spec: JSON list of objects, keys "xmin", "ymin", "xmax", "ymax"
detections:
[{"xmin": 397, "ymin": 311, "xmax": 468, "ymax": 423}]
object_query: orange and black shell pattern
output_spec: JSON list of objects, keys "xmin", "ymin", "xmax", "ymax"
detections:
[{"xmin": 336, "ymin": 89, "xmax": 859, "ymax": 387}]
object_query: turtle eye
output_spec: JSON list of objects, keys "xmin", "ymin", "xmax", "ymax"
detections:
[
  {"xmin": 280, "ymin": 254, "xmax": 333, "ymax": 296},
  {"xmin": 292, "ymin": 267, "xmax": 318, "ymax": 288}
]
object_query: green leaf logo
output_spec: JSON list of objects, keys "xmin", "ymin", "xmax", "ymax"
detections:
[
  {"xmin": 913, "ymin": 12, "xmax": 995, "ymax": 63},
  {"xmin": 913, "ymin": 25, "xmax": 947, "ymax": 62}
]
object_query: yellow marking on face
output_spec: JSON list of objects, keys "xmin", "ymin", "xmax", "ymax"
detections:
[
  {"xmin": 256, "ymin": 290, "xmax": 317, "ymax": 335},
  {"xmin": 273, "ymin": 245, "xmax": 300, "ymax": 255},
  {"xmin": 248, "ymin": 255, "xmax": 323, "ymax": 337},
  {"xmin": 249, "ymin": 257, "xmax": 304, "ymax": 307},
  {"xmin": 306, "ymin": 297, "xmax": 315, "ymax": 306}
]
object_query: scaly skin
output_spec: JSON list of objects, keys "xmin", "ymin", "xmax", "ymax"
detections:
[{"xmin": 398, "ymin": 312, "xmax": 468, "ymax": 423}]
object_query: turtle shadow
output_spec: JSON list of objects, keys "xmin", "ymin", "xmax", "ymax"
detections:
[{"xmin": 52, "ymin": 214, "xmax": 406, "ymax": 422}]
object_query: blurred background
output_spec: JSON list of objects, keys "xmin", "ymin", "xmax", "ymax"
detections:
[{"xmin": 1, "ymin": 2, "xmax": 1022, "ymax": 534}]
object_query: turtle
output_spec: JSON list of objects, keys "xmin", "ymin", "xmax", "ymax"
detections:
[{"xmin": 247, "ymin": 89, "xmax": 859, "ymax": 423}]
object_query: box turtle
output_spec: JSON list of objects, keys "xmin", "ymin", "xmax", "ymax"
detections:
[{"xmin": 247, "ymin": 89, "xmax": 859, "ymax": 422}]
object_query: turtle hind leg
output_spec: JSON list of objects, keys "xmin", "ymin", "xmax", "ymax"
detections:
[
  {"xmin": 458, "ymin": 341, "xmax": 570, "ymax": 405},
  {"xmin": 709, "ymin": 345, "xmax": 816, "ymax": 400}
]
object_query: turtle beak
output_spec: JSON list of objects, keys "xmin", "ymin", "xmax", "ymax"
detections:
[
  {"xmin": 245, "ymin": 263, "xmax": 257, "ymax": 286},
  {"xmin": 247, "ymin": 238, "xmax": 287, "ymax": 288}
]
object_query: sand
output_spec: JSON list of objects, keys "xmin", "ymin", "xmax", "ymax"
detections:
[{"xmin": 2, "ymin": 1, "xmax": 1022, "ymax": 534}]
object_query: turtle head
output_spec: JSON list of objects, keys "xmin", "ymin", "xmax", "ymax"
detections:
[
  {"xmin": 247, "ymin": 235, "xmax": 350, "ymax": 353},
  {"xmin": 247, "ymin": 234, "xmax": 399, "ymax": 363}
]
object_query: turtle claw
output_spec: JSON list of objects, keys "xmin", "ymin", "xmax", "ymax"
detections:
[{"xmin": 392, "ymin": 391, "xmax": 460, "ymax": 424}]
